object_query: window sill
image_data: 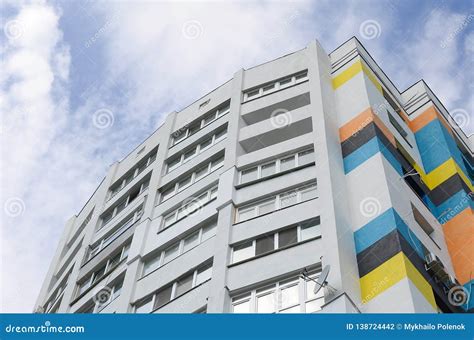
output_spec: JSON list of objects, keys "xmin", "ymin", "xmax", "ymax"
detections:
[
  {"xmin": 235, "ymin": 162, "xmax": 315, "ymax": 189},
  {"xmin": 149, "ymin": 278, "xmax": 212, "ymax": 314},
  {"xmin": 233, "ymin": 196, "xmax": 318, "ymax": 226},
  {"xmin": 242, "ymin": 79, "xmax": 309, "ymax": 104},
  {"xmin": 168, "ymin": 112, "xmax": 229, "ymax": 150},
  {"xmin": 70, "ymin": 260, "xmax": 127, "ymax": 306},
  {"xmin": 228, "ymin": 235, "xmax": 321, "ymax": 268}
]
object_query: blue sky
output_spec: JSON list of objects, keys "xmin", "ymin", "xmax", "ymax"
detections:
[{"xmin": 1, "ymin": 0, "xmax": 472, "ymax": 312}]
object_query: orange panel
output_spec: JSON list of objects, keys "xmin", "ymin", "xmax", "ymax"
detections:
[
  {"xmin": 409, "ymin": 106, "xmax": 437, "ymax": 133},
  {"xmin": 442, "ymin": 208, "xmax": 474, "ymax": 285},
  {"xmin": 339, "ymin": 107, "xmax": 374, "ymax": 142}
]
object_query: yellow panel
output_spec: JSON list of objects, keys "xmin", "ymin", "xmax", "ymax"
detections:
[
  {"xmin": 423, "ymin": 158, "xmax": 473, "ymax": 191},
  {"xmin": 360, "ymin": 252, "xmax": 436, "ymax": 310},
  {"xmin": 361, "ymin": 63, "xmax": 383, "ymax": 93},
  {"xmin": 360, "ymin": 252, "xmax": 406, "ymax": 303},
  {"xmin": 404, "ymin": 255, "xmax": 437, "ymax": 310},
  {"xmin": 332, "ymin": 60, "xmax": 363, "ymax": 89}
]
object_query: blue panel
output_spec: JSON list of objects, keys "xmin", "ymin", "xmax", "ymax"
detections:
[
  {"xmin": 378, "ymin": 140, "xmax": 404, "ymax": 175},
  {"xmin": 354, "ymin": 209, "xmax": 397, "ymax": 254},
  {"xmin": 463, "ymin": 279, "xmax": 474, "ymax": 311},
  {"xmin": 393, "ymin": 210, "xmax": 424, "ymax": 259},
  {"xmin": 435, "ymin": 190, "xmax": 472, "ymax": 224},
  {"xmin": 343, "ymin": 137, "xmax": 380, "ymax": 174},
  {"xmin": 415, "ymin": 120, "xmax": 451, "ymax": 173}
]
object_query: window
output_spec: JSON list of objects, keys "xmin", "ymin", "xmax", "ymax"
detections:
[
  {"xmin": 235, "ymin": 182, "xmax": 317, "ymax": 223},
  {"xmin": 196, "ymin": 263, "xmax": 213, "ymax": 285},
  {"xmin": 279, "ymin": 228, "xmax": 297, "ymax": 247},
  {"xmin": 154, "ymin": 286, "xmax": 172, "ymax": 310},
  {"xmin": 387, "ymin": 111, "xmax": 412, "ymax": 147},
  {"xmin": 280, "ymin": 156, "xmax": 295, "ymax": 172},
  {"xmin": 96, "ymin": 279, "xmax": 123, "ymax": 312},
  {"xmin": 241, "ymin": 167, "xmax": 258, "ymax": 183},
  {"xmin": 135, "ymin": 261, "xmax": 213, "ymax": 313},
  {"xmin": 256, "ymin": 236, "xmax": 275, "ymax": 255},
  {"xmin": 107, "ymin": 148, "xmax": 157, "ymax": 200},
  {"xmin": 239, "ymin": 148, "xmax": 314, "ymax": 184},
  {"xmin": 100, "ymin": 177, "xmax": 149, "ymax": 231},
  {"xmin": 160, "ymin": 154, "xmax": 224, "ymax": 203},
  {"xmin": 170, "ymin": 102, "xmax": 230, "ymax": 146},
  {"xmin": 243, "ymin": 71, "xmax": 308, "ymax": 101},
  {"xmin": 88, "ymin": 208, "xmax": 141, "ymax": 261},
  {"xmin": 261, "ymin": 162, "xmax": 276, "ymax": 177},
  {"xmin": 135, "ymin": 297, "xmax": 153, "ymax": 314},
  {"xmin": 256, "ymin": 289, "xmax": 275, "ymax": 313},
  {"xmin": 183, "ymin": 232, "xmax": 199, "ymax": 253},
  {"xmin": 166, "ymin": 127, "xmax": 228, "ymax": 174},
  {"xmin": 232, "ymin": 241, "xmax": 254, "ymax": 263},
  {"xmin": 143, "ymin": 220, "xmax": 217, "ymax": 276},
  {"xmin": 298, "ymin": 149, "xmax": 314, "ymax": 166},
  {"xmin": 78, "ymin": 243, "xmax": 130, "ymax": 297},
  {"xmin": 163, "ymin": 244, "xmax": 179, "ymax": 265},
  {"xmin": 231, "ymin": 218, "xmax": 320, "ymax": 264},
  {"xmin": 231, "ymin": 272, "xmax": 323, "ymax": 313},
  {"xmin": 300, "ymin": 220, "xmax": 321, "ymax": 241}
]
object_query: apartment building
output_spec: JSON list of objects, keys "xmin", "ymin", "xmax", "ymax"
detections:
[{"xmin": 35, "ymin": 38, "xmax": 473, "ymax": 314}]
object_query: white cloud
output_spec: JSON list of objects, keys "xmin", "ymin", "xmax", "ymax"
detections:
[{"xmin": 0, "ymin": 1, "xmax": 70, "ymax": 312}]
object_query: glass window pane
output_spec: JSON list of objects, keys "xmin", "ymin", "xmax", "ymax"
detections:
[
  {"xmin": 143, "ymin": 254, "xmax": 161, "ymax": 276},
  {"xmin": 258, "ymin": 198, "xmax": 275, "ymax": 215},
  {"xmin": 167, "ymin": 157, "xmax": 181, "ymax": 172},
  {"xmin": 173, "ymin": 131, "xmax": 187, "ymax": 144},
  {"xmin": 200, "ymin": 137, "xmax": 213, "ymax": 150},
  {"xmin": 195, "ymin": 164, "xmax": 210, "ymax": 181},
  {"xmin": 295, "ymin": 71, "xmax": 308, "ymax": 81},
  {"xmin": 161, "ymin": 186, "xmax": 175, "ymax": 202},
  {"xmin": 211, "ymin": 156, "xmax": 224, "ymax": 171},
  {"xmin": 196, "ymin": 263, "xmax": 212, "ymax": 285},
  {"xmin": 183, "ymin": 148, "xmax": 197, "ymax": 162},
  {"xmin": 280, "ymin": 284, "xmax": 299, "ymax": 309},
  {"xmin": 246, "ymin": 89, "xmax": 259, "ymax": 99},
  {"xmin": 112, "ymin": 281, "xmax": 123, "ymax": 300},
  {"xmin": 188, "ymin": 124, "xmax": 200, "ymax": 136},
  {"xmin": 163, "ymin": 243, "xmax": 179, "ymax": 264},
  {"xmin": 300, "ymin": 223, "xmax": 321, "ymax": 241},
  {"xmin": 175, "ymin": 274, "xmax": 193, "ymax": 297},
  {"xmin": 177, "ymin": 175, "xmax": 192, "ymax": 192},
  {"xmin": 241, "ymin": 167, "xmax": 258, "ymax": 183},
  {"xmin": 233, "ymin": 241, "xmax": 254, "ymax": 263},
  {"xmin": 233, "ymin": 299, "xmax": 251, "ymax": 313},
  {"xmin": 201, "ymin": 221, "xmax": 217, "ymax": 241},
  {"xmin": 280, "ymin": 156, "xmax": 295, "ymax": 172},
  {"xmin": 298, "ymin": 149, "xmax": 314, "ymax": 166},
  {"xmin": 280, "ymin": 191, "xmax": 298, "ymax": 208},
  {"xmin": 92, "ymin": 266, "xmax": 106, "ymax": 283},
  {"xmin": 300, "ymin": 184, "xmax": 317, "ymax": 201},
  {"xmin": 257, "ymin": 292, "xmax": 275, "ymax": 313},
  {"xmin": 305, "ymin": 298, "xmax": 323, "ymax": 313},
  {"xmin": 78, "ymin": 279, "xmax": 91, "ymax": 295},
  {"xmin": 278, "ymin": 228, "xmax": 298, "ymax": 248},
  {"xmin": 108, "ymin": 252, "xmax": 121, "ymax": 269},
  {"xmin": 163, "ymin": 213, "xmax": 176, "ymax": 228},
  {"xmin": 203, "ymin": 113, "xmax": 216, "ymax": 126},
  {"xmin": 135, "ymin": 298, "xmax": 153, "ymax": 313},
  {"xmin": 215, "ymin": 128, "xmax": 227, "ymax": 141},
  {"xmin": 261, "ymin": 162, "xmax": 276, "ymax": 177},
  {"xmin": 279, "ymin": 77, "xmax": 292, "ymax": 87},
  {"xmin": 238, "ymin": 206, "xmax": 255, "ymax": 222},
  {"xmin": 154, "ymin": 286, "xmax": 172, "ymax": 310},
  {"xmin": 262, "ymin": 83, "xmax": 275, "ymax": 93},
  {"xmin": 183, "ymin": 232, "xmax": 199, "ymax": 253},
  {"xmin": 255, "ymin": 236, "xmax": 274, "ymax": 256},
  {"xmin": 218, "ymin": 105, "xmax": 230, "ymax": 116},
  {"xmin": 101, "ymin": 210, "xmax": 113, "ymax": 226}
]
